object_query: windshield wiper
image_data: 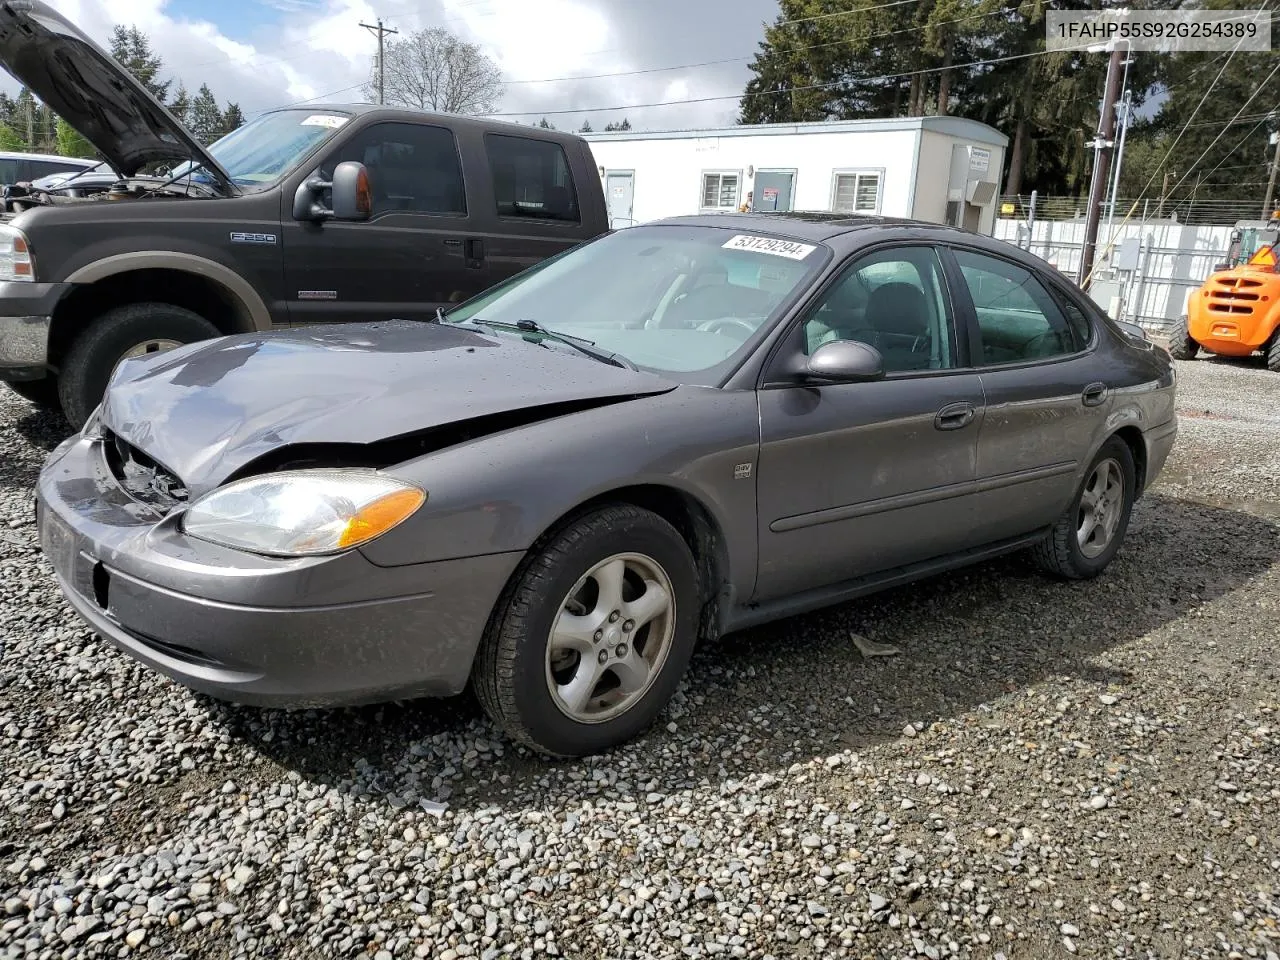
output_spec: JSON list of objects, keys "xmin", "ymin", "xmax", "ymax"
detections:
[{"xmin": 470, "ymin": 318, "xmax": 637, "ymax": 370}]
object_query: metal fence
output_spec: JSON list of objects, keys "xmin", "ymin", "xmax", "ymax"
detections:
[
  {"xmin": 993, "ymin": 217, "xmax": 1236, "ymax": 336},
  {"xmin": 1000, "ymin": 193, "xmax": 1273, "ymax": 227}
]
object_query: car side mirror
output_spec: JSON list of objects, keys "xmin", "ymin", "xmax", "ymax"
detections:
[
  {"xmin": 291, "ymin": 161, "xmax": 372, "ymax": 223},
  {"xmin": 793, "ymin": 339, "xmax": 885, "ymax": 384}
]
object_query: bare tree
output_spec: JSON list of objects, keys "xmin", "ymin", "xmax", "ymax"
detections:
[{"xmin": 366, "ymin": 28, "xmax": 504, "ymax": 115}]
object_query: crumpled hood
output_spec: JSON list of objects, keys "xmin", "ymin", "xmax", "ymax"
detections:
[
  {"xmin": 0, "ymin": 0, "xmax": 232, "ymax": 181},
  {"xmin": 100, "ymin": 320, "xmax": 677, "ymax": 497}
]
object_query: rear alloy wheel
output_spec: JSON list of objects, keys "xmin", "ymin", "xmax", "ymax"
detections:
[
  {"xmin": 1166, "ymin": 314, "xmax": 1199, "ymax": 360},
  {"xmin": 5, "ymin": 377, "xmax": 60, "ymax": 411},
  {"xmin": 473, "ymin": 504, "xmax": 700, "ymax": 757},
  {"xmin": 1032, "ymin": 436, "xmax": 1136, "ymax": 580},
  {"xmin": 58, "ymin": 303, "xmax": 220, "ymax": 429},
  {"xmin": 1267, "ymin": 330, "xmax": 1280, "ymax": 373}
]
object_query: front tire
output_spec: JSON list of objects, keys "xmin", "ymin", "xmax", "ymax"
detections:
[
  {"xmin": 1166, "ymin": 315, "xmax": 1199, "ymax": 360},
  {"xmin": 1267, "ymin": 330, "xmax": 1280, "ymax": 373},
  {"xmin": 1033, "ymin": 436, "xmax": 1136, "ymax": 580},
  {"xmin": 473, "ymin": 504, "xmax": 700, "ymax": 757},
  {"xmin": 5, "ymin": 377, "xmax": 60, "ymax": 411},
  {"xmin": 58, "ymin": 303, "xmax": 220, "ymax": 429}
]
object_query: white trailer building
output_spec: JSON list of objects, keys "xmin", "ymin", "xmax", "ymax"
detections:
[{"xmin": 583, "ymin": 116, "xmax": 1008, "ymax": 234}]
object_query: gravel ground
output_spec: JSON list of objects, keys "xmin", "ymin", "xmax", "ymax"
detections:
[{"xmin": 2, "ymin": 356, "xmax": 1279, "ymax": 960}]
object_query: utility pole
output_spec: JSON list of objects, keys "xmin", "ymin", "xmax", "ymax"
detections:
[
  {"xmin": 1263, "ymin": 129, "xmax": 1280, "ymax": 220},
  {"xmin": 1078, "ymin": 44, "xmax": 1125, "ymax": 289},
  {"xmin": 1156, "ymin": 170, "xmax": 1175, "ymax": 219},
  {"xmin": 360, "ymin": 18, "xmax": 399, "ymax": 105}
]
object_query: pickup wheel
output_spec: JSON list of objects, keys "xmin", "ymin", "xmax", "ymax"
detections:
[
  {"xmin": 58, "ymin": 303, "xmax": 220, "ymax": 429},
  {"xmin": 5, "ymin": 378, "xmax": 60, "ymax": 411},
  {"xmin": 1166, "ymin": 315, "xmax": 1199, "ymax": 360}
]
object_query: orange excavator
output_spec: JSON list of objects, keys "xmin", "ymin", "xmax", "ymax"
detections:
[{"xmin": 1171, "ymin": 219, "xmax": 1280, "ymax": 371}]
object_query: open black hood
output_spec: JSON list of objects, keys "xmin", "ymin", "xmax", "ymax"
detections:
[{"xmin": 0, "ymin": 0, "xmax": 233, "ymax": 183}]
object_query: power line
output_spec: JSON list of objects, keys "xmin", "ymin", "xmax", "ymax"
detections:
[
  {"xmin": 481, "ymin": 40, "xmax": 1138, "ymax": 118},
  {"xmin": 1192, "ymin": 111, "xmax": 1276, "ymax": 186},
  {"xmin": 777, "ymin": 0, "xmax": 920, "ymax": 27},
  {"xmin": 1089, "ymin": 6, "xmax": 1273, "ymax": 277}
]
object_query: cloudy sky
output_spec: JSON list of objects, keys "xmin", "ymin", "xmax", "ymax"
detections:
[{"xmin": 7, "ymin": 0, "xmax": 782, "ymax": 131}]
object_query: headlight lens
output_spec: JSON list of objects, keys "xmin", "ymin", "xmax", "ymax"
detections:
[
  {"xmin": 80, "ymin": 405, "xmax": 104, "ymax": 440},
  {"xmin": 0, "ymin": 224, "xmax": 34, "ymax": 282},
  {"xmin": 182, "ymin": 469, "xmax": 426, "ymax": 557}
]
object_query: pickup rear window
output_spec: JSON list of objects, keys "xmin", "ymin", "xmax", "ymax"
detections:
[{"xmin": 485, "ymin": 134, "xmax": 580, "ymax": 223}]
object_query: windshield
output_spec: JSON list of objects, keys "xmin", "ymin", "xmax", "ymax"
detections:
[
  {"xmin": 170, "ymin": 109, "xmax": 352, "ymax": 191},
  {"xmin": 444, "ymin": 225, "xmax": 829, "ymax": 381}
]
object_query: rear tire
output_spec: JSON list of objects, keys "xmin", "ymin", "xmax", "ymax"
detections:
[
  {"xmin": 5, "ymin": 377, "xmax": 60, "ymax": 411},
  {"xmin": 1033, "ymin": 436, "xmax": 1136, "ymax": 581},
  {"xmin": 1166, "ymin": 315, "xmax": 1199, "ymax": 360},
  {"xmin": 58, "ymin": 303, "xmax": 220, "ymax": 429},
  {"xmin": 472, "ymin": 503, "xmax": 700, "ymax": 757},
  {"xmin": 1267, "ymin": 330, "xmax": 1280, "ymax": 373}
]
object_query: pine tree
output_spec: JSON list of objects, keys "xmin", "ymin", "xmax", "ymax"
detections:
[
  {"xmin": 169, "ymin": 84, "xmax": 191, "ymax": 129},
  {"xmin": 109, "ymin": 25, "xmax": 171, "ymax": 103},
  {"xmin": 603, "ymin": 118, "xmax": 632, "ymax": 131},
  {"xmin": 537, "ymin": 117, "xmax": 555, "ymax": 129},
  {"xmin": 188, "ymin": 84, "xmax": 223, "ymax": 145},
  {"xmin": 579, "ymin": 119, "xmax": 593, "ymax": 133},
  {"xmin": 218, "ymin": 103, "xmax": 246, "ymax": 139}
]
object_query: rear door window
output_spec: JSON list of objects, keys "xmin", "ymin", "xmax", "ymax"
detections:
[
  {"xmin": 951, "ymin": 248, "xmax": 1084, "ymax": 365},
  {"xmin": 0, "ymin": 158, "xmax": 19, "ymax": 184},
  {"xmin": 484, "ymin": 134, "xmax": 580, "ymax": 223}
]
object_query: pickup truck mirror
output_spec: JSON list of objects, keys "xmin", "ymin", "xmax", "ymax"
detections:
[
  {"xmin": 332, "ymin": 162, "xmax": 372, "ymax": 221},
  {"xmin": 291, "ymin": 161, "xmax": 372, "ymax": 223}
]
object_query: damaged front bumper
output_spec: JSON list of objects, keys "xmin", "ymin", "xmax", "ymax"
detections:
[{"xmin": 35, "ymin": 433, "xmax": 523, "ymax": 707}]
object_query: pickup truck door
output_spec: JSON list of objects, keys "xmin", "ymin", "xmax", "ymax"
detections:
[
  {"xmin": 472, "ymin": 132, "xmax": 606, "ymax": 285},
  {"xmin": 281, "ymin": 120, "xmax": 490, "ymax": 325}
]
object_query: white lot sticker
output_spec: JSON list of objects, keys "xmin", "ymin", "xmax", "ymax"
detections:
[
  {"xmin": 722, "ymin": 234, "xmax": 816, "ymax": 260},
  {"xmin": 300, "ymin": 114, "xmax": 349, "ymax": 129}
]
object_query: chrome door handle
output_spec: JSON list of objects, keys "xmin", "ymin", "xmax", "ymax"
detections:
[{"xmin": 934, "ymin": 401, "xmax": 976, "ymax": 431}]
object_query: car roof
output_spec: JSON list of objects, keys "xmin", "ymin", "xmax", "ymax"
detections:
[
  {"xmin": 642, "ymin": 212, "xmax": 1075, "ymax": 281},
  {"xmin": 0, "ymin": 151, "xmax": 97, "ymax": 164},
  {"xmin": 649, "ymin": 211, "xmax": 987, "ymax": 241},
  {"xmin": 260, "ymin": 103, "xmax": 589, "ymax": 143}
]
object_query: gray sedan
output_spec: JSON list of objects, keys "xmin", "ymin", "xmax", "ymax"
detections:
[{"xmin": 35, "ymin": 213, "xmax": 1178, "ymax": 756}]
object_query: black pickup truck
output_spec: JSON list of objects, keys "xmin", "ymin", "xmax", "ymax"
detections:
[{"xmin": 0, "ymin": 1, "xmax": 610, "ymax": 427}]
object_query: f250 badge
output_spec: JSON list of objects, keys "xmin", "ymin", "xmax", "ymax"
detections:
[{"xmin": 229, "ymin": 231, "xmax": 277, "ymax": 245}]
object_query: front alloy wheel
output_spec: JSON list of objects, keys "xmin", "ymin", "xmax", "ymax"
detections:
[
  {"xmin": 473, "ymin": 503, "xmax": 700, "ymax": 757},
  {"xmin": 546, "ymin": 553, "xmax": 677, "ymax": 723}
]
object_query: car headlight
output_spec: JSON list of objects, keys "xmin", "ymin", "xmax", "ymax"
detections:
[
  {"xmin": 0, "ymin": 224, "xmax": 34, "ymax": 282},
  {"xmin": 182, "ymin": 469, "xmax": 426, "ymax": 557},
  {"xmin": 80, "ymin": 405, "xmax": 104, "ymax": 440}
]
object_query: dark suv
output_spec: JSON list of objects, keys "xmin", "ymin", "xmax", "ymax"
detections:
[{"xmin": 0, "ymin": 1, "xmax": 609, "ymax": 427}]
